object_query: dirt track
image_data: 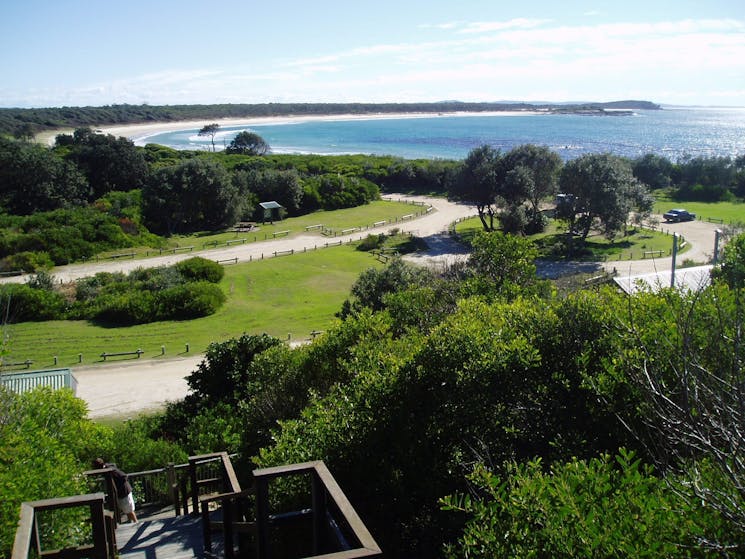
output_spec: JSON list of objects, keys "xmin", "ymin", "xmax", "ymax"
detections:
[
  {"xmin": 0, "ymin": 195, "xmax": 475, "ymax": 285},
  {"xmin": 16, "ymin": 197, "xmax": 723, "ymax": 419},
  {"xmin": 57, "ymin": 195, "xmax": 474, "ymax": 418}
]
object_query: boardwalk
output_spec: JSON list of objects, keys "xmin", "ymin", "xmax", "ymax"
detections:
[{"xmin": 116, "ymin": 515, "xmax": 224, "ymax": 559}]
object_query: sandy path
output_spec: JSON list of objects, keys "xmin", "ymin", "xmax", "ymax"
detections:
[
  {"xmin": 59, "ymin": 196, "xmax": 473, "ymax": 418},
  {"xmin": 534, "ymin": 217, "xmax": 723, "ymax": 280},
  {"xmin": 0, "ymin": 195, "xmax": 474, "ymax": 285},
  {"xmin": 73, "ymin": 355, "xmax": 203, "ymax": 419},
  {"xmin": 23, "ymin": 201, "xmax": 723, "ymax": 419}
]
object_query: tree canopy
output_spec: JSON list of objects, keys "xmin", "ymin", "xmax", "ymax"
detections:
[
  {"xmin": 558, "ymin": 153, "xmax": 651, "ymax": 240},
  {"xmin": 198, "ymin": 123, "xmax": 220, "ymax": 152},
  {"xmin": 226, "ymin": 131, "xmax": 269, "ymax": 155}
]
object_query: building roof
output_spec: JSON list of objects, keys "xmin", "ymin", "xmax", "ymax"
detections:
[
  {"xmin": 613, "ymin": 265, "xmax": 712, "ymax": 295},
  {"xmin": 259, "ymin": 201, "xmax": 283, "ymax": 210}
]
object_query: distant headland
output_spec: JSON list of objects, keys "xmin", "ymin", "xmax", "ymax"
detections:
[{"xmin": 0, "ymin": 100, "xmax": 661, "ymax": 137}]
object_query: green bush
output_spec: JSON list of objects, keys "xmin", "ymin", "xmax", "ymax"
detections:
[
  {"xmin": 0, "ymin": 250, "xmax": 54, "ymax": 273},
  {"xmin": 356, "ymin": 234, "xmax": 385, "ymax": 252},
  {"xmin": 0, "ymin": 283, "xmax": 67, "ymax": 322},
  {"xmin": 93, "ymin": 290, "xmax": 158, "ymax": 324},
  {"xmin": 174, "ymin": 257, "xmax": 225, "ymax": 283},
  {"xmin": 157, "ymin": 282, "xmax": 226, "ymax": 320},
  {"xmin": 0, "ymin": 387, "xmax": 114, "ymax": 556},
  {"xmin": 442, "ymin": 451, "xmax": 732, "ymax": 558}
]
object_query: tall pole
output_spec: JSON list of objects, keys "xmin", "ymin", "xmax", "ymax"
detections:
[
  {"xmin": 671, "ymin": 233, "xmax": 678, "ymax": 288},
  {"xmin": 713, "ymin": 229, "xmax": 723, "ymax": 264}
]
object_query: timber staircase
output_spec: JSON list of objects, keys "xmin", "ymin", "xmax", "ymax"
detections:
[{"xmin": 12, "ymin": 453, "xmax": 381, "ymax": 559}]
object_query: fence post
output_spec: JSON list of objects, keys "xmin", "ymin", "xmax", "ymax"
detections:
[
  {"xmin": 255, "ymin": 477, "xmax": 270, "ymax": 559},
  {"xmin": 166, "ymin": 463, "xmax": 178, "ymax": 512},
  {"xmin": 311, "ymin": 470, "xmax": 327, "ymax": 555}
]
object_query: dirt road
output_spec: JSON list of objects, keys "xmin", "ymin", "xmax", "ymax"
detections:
[
  {"xmin": 18, "ymin": 198, "xmax": 723, "ymax": 419},
  {"xmin": 59, "ymin": 195, "xmax": 473, "ymax": 418},
  {"xmin": 73, "ymin": 355, "xmax": 203, "ymax": 419},
  {"xmin": 0, "ymin": 195, "xmax": 475, "ymax": 285}
]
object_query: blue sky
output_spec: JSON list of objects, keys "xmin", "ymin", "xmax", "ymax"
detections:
[{"xmin": 1, "ymin": 0, "xmax": 744, "ymax": 108}]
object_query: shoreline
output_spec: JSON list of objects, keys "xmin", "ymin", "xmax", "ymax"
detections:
[{"xmin": 38, "ymin": 110, "xmax": 544, "ymax": 146}]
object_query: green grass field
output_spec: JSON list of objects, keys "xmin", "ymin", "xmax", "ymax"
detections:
[
  {"xmin": 97, "ymin": 199, "xmax": 429, "ymax": 259},
  {"xmin": 653, "ymin": 195, "xmax": 745, "ymax": 225},
  {"xmin": 2, "ymin": 245, "xmax": 383, "ymax": 368},
  {"xmin": 454, "ymin": 216, "xmax": 685, "ymax": 260}
]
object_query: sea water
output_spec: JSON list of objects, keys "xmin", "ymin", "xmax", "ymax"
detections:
[{"xmin": 134, "ymin": 106, "xmax": 745, "ymax": 161}]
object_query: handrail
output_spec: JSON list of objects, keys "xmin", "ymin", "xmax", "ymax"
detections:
[
  {"xmin": 189, "ymin": 451, "xmax": 241, "ymax": 515},
  {"xmin": 11, "ymin": 493, "xmax": 114, "ymax": 559},
  {"xmin": 253, "ymin": 460, "xmax": 382, "ymax": 559}
]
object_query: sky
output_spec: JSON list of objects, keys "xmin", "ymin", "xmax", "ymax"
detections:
[{"xmin": 1, "ymin": 0, "xmax": 744, "ymax": 108}]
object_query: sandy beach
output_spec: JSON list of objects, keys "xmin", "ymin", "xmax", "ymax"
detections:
[{"xmin": 38, "ymin": 110, "xmax": 544, "ymax": 146}]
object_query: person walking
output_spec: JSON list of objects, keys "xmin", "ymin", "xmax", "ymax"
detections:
[{"xmin": 93, "ymin": 458, "xmax": 138, "ymax": 523}]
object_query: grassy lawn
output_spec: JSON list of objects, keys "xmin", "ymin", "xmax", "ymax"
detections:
[
  {"xmin": 96, "ymin": 199, "xmax": 429, "ymax": 259},
  {"xmin": 2, "ymin": 244, "xmax": 383, "ymax": 368},
  {"xmin": 454, "ymin": 216, "xmax": 684, "ymax": 261},
  {"xmin": 653, "ymin": 194, "xmax": 745, "ymax": 225}
]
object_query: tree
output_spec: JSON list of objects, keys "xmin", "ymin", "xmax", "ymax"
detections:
[
  {"xmin": 341, "ymin": 257, "xmax": 435, "ymax": 315},
  {"xmin": 245, "ymin": 168, "xmax": 303, "ymax": 215},
  {"xmin": 13, "ymin": 122, "xmax": 35, "ymax": 142},
  {"xmin": 56, "ymin": 127, "xmax": 148, "ymax": 200},
  {"xmin": 614, "ymin": 285, "xmax": 745, "ymax": 547},
  {"xmin": 0, "ymin": 137, "xmax": 88, "ymax": 214},
  {"xmin": 451, "ymin": 145, "xmax": 503, "ymax": 231},
  {"xmin": 198, "ymin": 123, "xmax": 220, "ymax": 152},
  {"xmin": 502, "ymin": 144, "xmax": 562, "ymax": 224},
  {"xmin": 633, "ymin": 153, "xmax": 673, "ymax": 189},
  {"xmin": 558, "ymin": 153, "xmax": 647, "ymax": 241},
  {"xmin": 142, "ymin": 158, "xmax": 246, "ymax": 234},
  {"xmin": 226, "ymin": 131, "xmax": 269, "ymax": 155},
  {"xmin": 711, "ymin": 232, "xmax": 745, "ymax": 289},
  {"xmin": 463, "ymin": 230, "xmax": 548, "ymax": 299}
]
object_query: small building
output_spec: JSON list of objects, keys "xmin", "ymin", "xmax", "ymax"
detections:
[
  {"xmin": 259, "ymin": 201, "xmax": 284, "ymax": 223},
  {"xmin": 0, "ymin": 368, "xmax": 78, "ymax": 395}
]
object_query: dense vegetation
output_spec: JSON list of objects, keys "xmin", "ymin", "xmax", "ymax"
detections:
[
  {"xmin": 0, "ymin": 257, "xmax": 225, "ymax": 324},
  {"xmin": 88, "ymin": 230, "xmax": 737, "ymax": 558},
  {"xmin": 0, "ymin": 387, "xmax": 186, "ymax": 555},
  {"xmin": 632, "ymin": 152, "xmax": 745, "ymax": 202},
  {"xmin": 2, "ymin": 115, "xmax": 745, "ymax": 556},
  {"xmin": 0, "ymin": 101, "xmax": 660, "ymax": 137},
  {"xmin": 1, "ymin": 131, "xmax": 463, "ymax": 270}
]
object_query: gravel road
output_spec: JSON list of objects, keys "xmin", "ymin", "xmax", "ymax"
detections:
[
  {"xmin": 13, "ymin": 197, "xmax": 723, "ymax": 418},
  {"xmin": 53, "ymin": 195, "xmax": 474, "ymax": 418},
  {"xmin": 0, "ymin": 195, "xmax": 475, "ymax": 285}
]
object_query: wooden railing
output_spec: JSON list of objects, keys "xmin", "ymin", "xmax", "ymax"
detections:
[
  {"xmin": 253, "ymin": 461, "xmax": 381, "ymax": 559},
  {"xmin": 11, "ymin": 493, "xmax": 116, "ymax": 559},
  {"xmin": 15, "ymin": 455, "xmax": 380, "ymax": 559}
]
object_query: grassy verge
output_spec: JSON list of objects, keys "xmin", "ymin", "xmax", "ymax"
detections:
[
  {"xmin": 2, "ymin": 244, "xmax": 383, "ymax": 368},
  {"xmin": 454, "ymin": 217, "xmax": 684, "ymax": 260},
  {"xmin": 653, "ymin": 194, "xmax": 745, "ymax": 225},
  {"xmin": 95, "ymin": 199, "xmax": 429, "ymax": 259}
]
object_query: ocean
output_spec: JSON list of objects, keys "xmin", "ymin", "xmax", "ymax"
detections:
[{"xmin": 134, "ymin": 107, "xmax": 745, "ymax": 161}]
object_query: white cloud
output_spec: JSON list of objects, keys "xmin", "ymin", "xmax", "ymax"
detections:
[
  {"xmin": 3, "ymin": 16, "xmax": 744, "ymax": 107},
  {"xmin": 459, "ymin": 18, "xmax": 552, "ymax": 34}
]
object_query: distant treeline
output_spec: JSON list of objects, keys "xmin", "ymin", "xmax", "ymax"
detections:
[{"xmin": 0, "ymin": 100, "xmax": 661, "ymax": 137}]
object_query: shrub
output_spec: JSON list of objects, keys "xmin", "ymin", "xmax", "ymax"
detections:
[
  {"xmin": 157, "ymin": 282, "xmax": 226, "ymax": 320},
  {"xmin": 93, "ymin": 290, "xmax": 158, "ymax": 324},
  {"xmin": 442, "ymin": 451, "xmax": 732, "ymax": 558},
  {"xmin": 0, "ymin": 250, "xmax": 54, "ymax": 273},
  {"xmin": 0, "ymin": 387, "xmax": 113, "ymax": 556},
  {"xmin": 174, "ymin": 257, "xmax": 225, "ymax": 283},
  {"xmin": 357, "ymin": 234, "xmax": 385, "ymax": 252},
  {"xmin": 0, "ymin": 283, "xmax": 67, "ymax": 322}
]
